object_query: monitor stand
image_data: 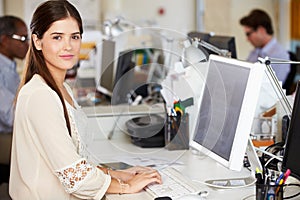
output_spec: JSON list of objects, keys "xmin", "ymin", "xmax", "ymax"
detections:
[{"xmin": 204, "ymin": 138, "xmax": 261, "ymax": 188}]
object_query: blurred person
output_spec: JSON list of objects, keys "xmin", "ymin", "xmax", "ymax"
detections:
[
  {"xmin": 0, "ymin": 15, "xmax": 28, "ymax": 134},
  {"xmin": 239, "ymin": 9, "xmax": 290, "ymax": 83},
  {"xmin": 0, "ymin": 15, "xmax": 29, "ymax": 184},
  {"xmin": 9, "ymin": 1, "xmax": 161, "ymax": 199}
]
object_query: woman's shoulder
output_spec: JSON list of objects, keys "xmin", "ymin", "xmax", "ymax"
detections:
[
  {"xmin": 16, "ymin": 75, "xmax": 65, "ymax": 116},
  {"xmin": 19, "ymin": 74, "xmax": 60, "ymax": 103},
  {"xmin": 21, "ymin": 74, "xmax": 50, "ymax": 92}
]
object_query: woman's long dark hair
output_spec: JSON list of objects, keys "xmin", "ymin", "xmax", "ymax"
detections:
[{"xmin": 19, "ymin": 0, "xmax": 83, "ymax": 135}]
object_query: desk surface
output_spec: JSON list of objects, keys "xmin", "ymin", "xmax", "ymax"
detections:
[
  {"xmin": 88, "ymin": 131, "xmax": 255, "ymax": 200},
  {"xmin": 84, "ymin": 105, "xmax": 300, "ymax": 200},
  {"xmin": 82, "ymin": 103, "xmax": 165, "ymax": 118}
]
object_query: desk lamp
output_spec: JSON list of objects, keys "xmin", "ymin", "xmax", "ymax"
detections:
[
  {"xmin": 103, "ymin": 17, "xmax": 137, "ymax": 38},
  {"xmin": 257, "ymin": 56, "xmax": 295, "ymax": 116},
  {"xmin": 181, "ymin": 39, "xmax": 208, "ymax": 67},
  {"xmin": 181, "ymin": 37, "xmax": 233, "ymax": 68},
  {"xmin": 189, "ymin": 37, "xmax": 232, "ymax": 57},
  {"xmin": 198, "ymin": 39, "xmax": 231, "ymax": 58}
]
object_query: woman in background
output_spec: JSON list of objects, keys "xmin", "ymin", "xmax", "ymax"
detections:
[{"xmin": 9, "ymin": 1, "xmax": 161, "ymax": 199}]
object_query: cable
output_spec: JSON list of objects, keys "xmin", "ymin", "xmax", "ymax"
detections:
[
  {"xmin": 242, "ymin": 194, "xmax": 255, "ymax": 200},
  {"xmin": 255, "ymin": 147, "xmax": 283, "ymax": 162},
  {"xmin": 257, "ymin": 141, "xmax": 285, "ymax": 172},
  {"xmin": 283, "ymin": 183, "xmax": 300, "ymax": 199},
  {"xmin": 264, "ymin": 156, "xmax": 280, "ymax": 171}
]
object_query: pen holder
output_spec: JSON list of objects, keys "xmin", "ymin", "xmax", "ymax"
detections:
[
  {"xmin": 256, "ymin": 183, "xmax": 284, "ymax": 200},
  {"xmin": 164, "ymin": 113, "xmax": 189, "ymax": 150}
]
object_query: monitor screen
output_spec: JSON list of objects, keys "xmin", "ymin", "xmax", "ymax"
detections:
[
  {"xmin": 189, "ymin": 54, "xmax": 264, "ymax": 171},
  {"xmin": 282, "ymin": 81, "xmax": 300, "ymax": 180}
]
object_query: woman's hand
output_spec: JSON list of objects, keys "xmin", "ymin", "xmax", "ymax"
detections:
[
  {"xmin": 105, "ymin": 167, "xmax": 162, "ymax": 194},
  {"xmin": 124, "ymin": 169, "xmax": 162, "ymax": 193},
  {"xmin": 121, "ymin": 166, "xmax": 155, "ymax": 175},
  {"xmin": 109, "ymin": 166, "xmax": 157, "ymax": 182}
]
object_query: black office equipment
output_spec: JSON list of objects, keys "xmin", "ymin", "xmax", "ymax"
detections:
[
  {"xmin": 126, "ymin": 114, "xmax": 165, "ymax": 148},
  {"xmin": 111, "ymin": 49, "xmax": 135, "ymax": 105},
  {"xmin": 282, "ymin": 80, "xmax": 300, "ymax": 180},
  {"xmin": 282, "ymin": 51, "xmax": 299, "ymax": 95},
  {"xmin": 165, "ymin": 113, "xmax": 189, "ymax": 150},
  {"xmin": 187, "ymin": 31, "xmax": 237, "ymax": 59},
  {"xmin": 208, "ymin": 35, "xmax": 237, "ymax": 58},
  {"xmin": 112, "ymin": 48, "xmax": 164, "ymax": 105},
  {"xmin": 187, "ymin": 31, "xmax": 212, "ymax": 42}
]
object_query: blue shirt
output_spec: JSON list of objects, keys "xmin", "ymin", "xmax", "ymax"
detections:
[
  {"xmin": 247, "ymin": 38, "xmax": 290, "ymax": 82},
  {"xmin": 0, "ymin": 53, "xmax": 20, "ymax": 133}
]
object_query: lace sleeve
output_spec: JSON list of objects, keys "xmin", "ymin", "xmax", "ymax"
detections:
[{"xmin": 55, "ymin": 158, "xmax": 95, "ymax": 193}]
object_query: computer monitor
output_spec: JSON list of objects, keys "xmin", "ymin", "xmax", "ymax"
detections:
[
  {"xmin": 189, "ymin": 54, "xmax": 264, "ymax": 171},
  {"xmin": 282, "ymin": 80, "xmax": 300, "ymax": 180},
  {"xmin": 187, "ymin": 32, "xmax": 237, "ymax": 59},
  {"xmin": 111, "ymin": 49, "xmax": 135, "ymax": 105},
  {"xmin": 187, "ymin": 31, "xmax": 212, "ymax": 42},
  {"xmin": 111, "ymin": 48, "xmax": 164, "ymax": 105},
  {"xmin": 208, "ymin": 35, "xmax": 237, "ymax": 59},
  {"xmin": 95, "ymin": 39, "xmax": 116, "ymax": 96}
]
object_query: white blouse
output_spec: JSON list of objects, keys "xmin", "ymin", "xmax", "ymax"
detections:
[{"xmin": 10, "ymin": 74, "xmax": 111, "ymax": 200}]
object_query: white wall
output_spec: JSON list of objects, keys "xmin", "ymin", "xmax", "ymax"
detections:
[
  {"xmin": 22, "ymin": 0, "xmax": 101, "ymax": 30},
  {"xmin": 102, "ymin": 0, "xmax": 196, "ymax": 34},
  {"xmin": 3, "ymin": 0, "xmax": 290, "ymax": 60},
  {"xmin": 0, "ymin": 0, "xmax": 3, "ymax": 15}
]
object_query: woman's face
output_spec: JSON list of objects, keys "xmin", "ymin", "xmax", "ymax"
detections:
[{"xmin": 33, "ymin": 17, "xmax": 81, "ymax": 74}]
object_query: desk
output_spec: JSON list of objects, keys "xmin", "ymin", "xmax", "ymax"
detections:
[
  {"xmin": 83, "ymin": 105, "xmax": 300, "ymax": 200},
  {"xmin": 82, "ymin": 103, "xmax": 165, "ymax": 118},
  {"xmin": 88, "ymin": 131, "xmax": 255, "ymax": 200},
  {"xmin": 82, "ymin": 104, "xmax": 165, "ymax": 142}
]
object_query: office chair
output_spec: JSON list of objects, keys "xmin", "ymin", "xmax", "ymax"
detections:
[{"xmin": 283, "ymin": 51, "xmax": 299, "ymax": 95}]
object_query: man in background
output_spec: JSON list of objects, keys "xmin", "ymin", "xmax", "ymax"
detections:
[
  {"xmin": 0, "ymin": 15, "xmax": 29, "ymax": 183},
  {"xmin": 240, "ymin": 9, "xmax": 290, "ymax": 83}
]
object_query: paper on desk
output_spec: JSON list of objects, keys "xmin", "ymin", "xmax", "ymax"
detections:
[{"xmin": 113, "ymin": 155, "xmax": 183, "ymax": 168}]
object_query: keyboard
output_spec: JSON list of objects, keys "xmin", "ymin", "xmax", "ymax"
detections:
[{"xmin": 145, "ymin": 167, "xmax": 200, "ymax": 199}]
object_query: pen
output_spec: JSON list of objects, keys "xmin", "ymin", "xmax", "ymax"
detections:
[
  {"xmin": 278, "ymin": 179, "xmax": 284, "ymax": 186},
  {"xmin": 275, "ymin": 169, "xmax": 291, "ymax": 195},
  {"xmin": 275, "ymin": 172, "xmax": 284, "ymax": 185},
  {"xmin": 275, "ymin": 179, "xmax": 284, "ymax": 194},
  {"xmin": 283, "ymin": 169, "xmax": 291, "ymax": 183},
  {"xmin": 170, "ymin": 108, "xmax": 177, "ymax": 116}
]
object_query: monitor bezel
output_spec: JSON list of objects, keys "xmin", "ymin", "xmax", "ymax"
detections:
[{"xmin": 189, "ymin": 54, "xmax": 265, "ymax": 171}]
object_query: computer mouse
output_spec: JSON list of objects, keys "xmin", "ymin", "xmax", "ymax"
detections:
[{"xmin": 177, "ymin": 194, "xmax": 205, "ymax": 200}]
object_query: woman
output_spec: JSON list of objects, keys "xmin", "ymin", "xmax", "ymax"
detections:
[{"xmin": 9, "ymin": 1, "xmax": 161, "ymax": 199}]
